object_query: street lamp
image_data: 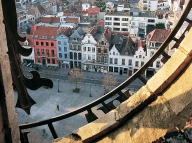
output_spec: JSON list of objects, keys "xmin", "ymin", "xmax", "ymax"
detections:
[
  {"xmin": 57, "ymin": 79, "xmax": 60, "ymax": 92},
  {"xmin": 89, "ymin": 83, "xmax": 91, "ymax": 97}
]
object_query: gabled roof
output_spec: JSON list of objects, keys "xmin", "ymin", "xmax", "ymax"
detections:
[
  {"xmin": 103, "ymin": 28, "xmax": 110, "ymax": 42},
  {"xmin": 110, "ymin": 33, "xmax": 124, "ymax": 45},
  {"xmin": 33, "ymin": 26, "xmax": 59, "ymax": 40},
  {"xmin": 33, "ymin": 3, "xmax": 46, "ymax": 15},
  {"xmin": 137, "ymin": 40, "xmax": 146, "ymax": 51},
  {"xmin": 147, "ymin": 29, "xmax": 170, "ymax": 43},
  {"xmin": 70, "ymin": 27, "xmax": 85, "ymax": 38},
  {"xmin": 88, "ymin": 7, "xmax": 100, "ymax": 14},
  {"xmin": 96, "ymin": 20, "xmax": 104, "ymax": 27}
]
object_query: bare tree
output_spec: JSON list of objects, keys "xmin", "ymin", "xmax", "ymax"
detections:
[
  {"xmin": 68, "ymin": 68, "xmax": 83, "ymax": 93},
  {"xmin": 102, "ymin": 74, "xmax": 117, "ymax": 94}
]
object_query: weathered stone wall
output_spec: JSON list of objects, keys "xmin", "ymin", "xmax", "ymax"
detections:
[
  {"xmin": 0, "ymin": 0, "xmax": 20, "ymax": 142},
  {"xmin": 51, "ymin": 22, "xmax": 192, "ymax": 143}
]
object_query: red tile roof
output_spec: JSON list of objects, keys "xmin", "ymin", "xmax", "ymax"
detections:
[
  {"xmin": 147, "ymin": 29, "xmax": 170, "ymax": 43},
  {"xmin": 103, "ymin": 28, "xmax": 110, "ymax": 42},
  {"xmin": 66, "ymin": 17, "xmax": 79, "ymax": 23},
  {"xmin": 137, "ymin": 40, "xmax": 145, "ymax": 51},
  {"xmin": 40, "ymin": 17, "xmax": 60, "ymax": 23},
  {"xmin": 96, "ymin": 20, "xmax": 104, "ymax": 26},
  {"xmin": 88, "ymin": 7, "xmax": 100, "ymax": 14},
  {"xmin": 33, "ymin": 26, "xmax": 59, "ymax": 39},
  {"xmin": 81, "ymin": 10, "xmax": 88, "ymax": 15}
]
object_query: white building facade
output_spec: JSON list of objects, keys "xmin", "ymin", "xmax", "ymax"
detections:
[{"xmin": 81, "ymin": 34, "xmax": 97, "ymax": 72}]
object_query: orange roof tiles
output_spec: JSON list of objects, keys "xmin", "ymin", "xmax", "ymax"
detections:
[
  {"xmin": 66, "ymin": 17, "xmax": 79, "ymax": 23},
  {"xmin": 147, "ymin": 29, "xmax": 171, "ymax": 43},
  {"xmin": 88, "ymin": 7, "xmax": 100, "ymax": 14},
  {"xmin": 96, "ymin": 20, "xmax": 104, "ymax": 26},
  {"xmin": 33, "ymin": 26, "xmax": 59, "ymax": 39},
  {"xmin": 40, "ymin": 17, "xmax": 60, "ymax": 23}
]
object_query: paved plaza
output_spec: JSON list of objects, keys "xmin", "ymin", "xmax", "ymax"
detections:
[{"xmin": 16, "ymin": 66, "xmax": 144, "ymax": 143}]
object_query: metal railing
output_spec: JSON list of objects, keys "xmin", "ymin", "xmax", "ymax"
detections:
[{"xmin": 19, "ymin": 1, "xmax": 192, "ymax": 142}]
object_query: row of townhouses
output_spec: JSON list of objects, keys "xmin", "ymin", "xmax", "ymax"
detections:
[{"xmin": 20, "ymin": 21, "xmax": 170, "ymax": 77}]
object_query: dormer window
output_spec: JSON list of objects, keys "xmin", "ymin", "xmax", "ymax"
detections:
[
  {"xmin": 34, "ymin": 35, "xmax": 38, "ymax": 38},
  {"xmin": 51, "ymin": 36, "xmax": 55, "ymax": 39}
]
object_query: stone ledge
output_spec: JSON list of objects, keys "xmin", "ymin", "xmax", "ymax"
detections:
[{"xmin": 147, "ymin": 48, "xmax": 191, "ymax": 95}]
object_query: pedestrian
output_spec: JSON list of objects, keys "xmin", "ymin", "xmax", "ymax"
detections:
[{"xmin": 57, "ymin": 104, "xmax": 59, "ymax": 110}]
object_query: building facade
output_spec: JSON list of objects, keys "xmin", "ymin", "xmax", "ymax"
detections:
[{"xmin": 33, "ymin": 26, "xmax": 59, "ymax": 66}]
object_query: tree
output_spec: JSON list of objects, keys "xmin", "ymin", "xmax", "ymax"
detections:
[
  {"xmin": 68, "ymin": 68, "xmax": 83, "ymax": 93},
  {"xmin": 102, "ymin": 74, "xmax": 117, "ymax": 94}
]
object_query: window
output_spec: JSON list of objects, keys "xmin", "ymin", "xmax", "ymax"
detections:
[
  {"xmin": 92, "ymin": 55, "xmax": 95, "ymax": 60},
  {"xmin": 105, "ymin": 22, "xmax": 112, "ymax": 25},
  {"xmin": 83, "ymin": 54, "xmax": 86, "ymax": 59},
  {"xmin": 84, "ymin": 47, "xmax": 86, "ymax": 51},
  {"xmin": 58, "ymin": 41, "xmax": 61, "ymax": 44},
  {"xmin": 74, "ymin": 53, "xmax": 77, "ymax": 60},
  {"xmin": 104, "ymin": 56, "xmax": 107, "ymax": 63},
  {"xmin": 122, "ymin": 18, "xmax": 128, "ymax": 21},
  {"xmin": 113, "ymin": 52, "xmax": 115, "ymax": 55},
  {"xmin": 36, "ymin": 41, "xmax": 39, "ymax": 45},
  {"xmin": 105, "ymin": 17, "xmax": 112, "ymax": 20},
  {"xmin": 129, "ymin": 59, "xmax": 132, "ymax": 66},
  {"xmin": 88, "ymin": 40, "xmax": 90, "ymax": 43},
  {"xmin": 97, "ymin": 56, "xmax": 101, "ymax": 62},
  {"xmin": 41, "ymin": 49, "xmax": 44, "ymax": 54},
  {"xmin": 139, "ymin": 55, "xmax": 142, "ymax": 58},
  {"xmin": 78, "ymin": 45, "xmax": 81, "ymax": 51},
  {"xmin": 101, "ymin": 41, "xmax": 104, "ymax": 45},
  {"xmin": 110, "ymin": 58, "xmax": 113, "ymax": 64},
  {"xmin": 88, "ymin": 54, "xmax": 91, "ymax": 60},
  {"xmin": 64, "ymin": 41, "xmax": 67, "ymax": 45},
  {"xmin": 59, "ymin": 53, "xmax": 62, "ymax": 58},
  {"xmin": 98, "ymin": 48, "xmax": 101, "ymax": 53},
  {"xmin": 41, "ymin": 42, "xmax": 44, "ymax": 46},
  {"xmin": 150, "ymin": 51, "xmax": 154, "ymax": 57},
  {"xmin": 64, "ymin": 47, "xmax": 67, "ymax": 51},
  {"xmin": 70, "ymin": 44, "xmax": 72, "ymax": 50},
  {"xmin": 141, "ymin": 61, "xmax": 144, "ymax": 66},
  {"xmin": 65, "ymin": 54, "xmax": 67, "ymax": 59},
  {"xmin": 88, "ymin": 47, "xmax": 91, "ymax": 51},
  {"xmin": 104, "ymin": 49, "xmax": 107, "ymax": 53},
  {"xmin": 51, "ymin": 50, "xmax": 54, "ymax": 56},
  {"xmin": 59, "ymin": 47, "xmax": 61, "ymax": 51},
  {"xmin": 51, "ymin": 43, "xmax": 54, "ymax": 46},
  {"xmin": 38, "ymin": 57, "xmax": 41, "ymax": 62},
  {"xmin": 90, "ymin": 15, "xmax": 92, "ymax": 18},
  {"xmin": 114, "ymin": 22, "xmax": 120, "ymax": 26},
  {"xmin": 156, "ymin": 61, "xmax": 160, "ymax": 68},
  {"xmin": 114, "ymin": 17, "xmax": 120, "ymax": 21},
  {"xmin": 46, "ymin": 42, "xmax": 49, "ymax": 46},
  {"xmin": 114, "ymin": 58, "xmax": 118, "ymax": 64},
  {"xmin": 92, "ymin": 47, "xmax": 95, "ymax": 52},
  {"xmin": 70, "ymin": 52, "xmax": 73, "ymax": 59},
  {"xmin": 122, "ymin": 59, "xmax": 125, "ymax": 65},
  {"xmin": 78, "ymin": 53, "xmax": 81, "ymax": 60},
  {"xmin": 135, "ymin": 61, "xmax": 139, "ymax": 67},
  {"xmin": 148, "ymin": 19, "xmax": 155, "ymax": 22},
  {"xmin": 95, "ymin": 15, "xmax": 97, "ymax": 18},
  {"xmin": 122, "ymin": 23, "xmax": 128, "ymax": 26},
  {"xmin": 47, "ymin": 58, "xmax": 50, "ymax": 63}
]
